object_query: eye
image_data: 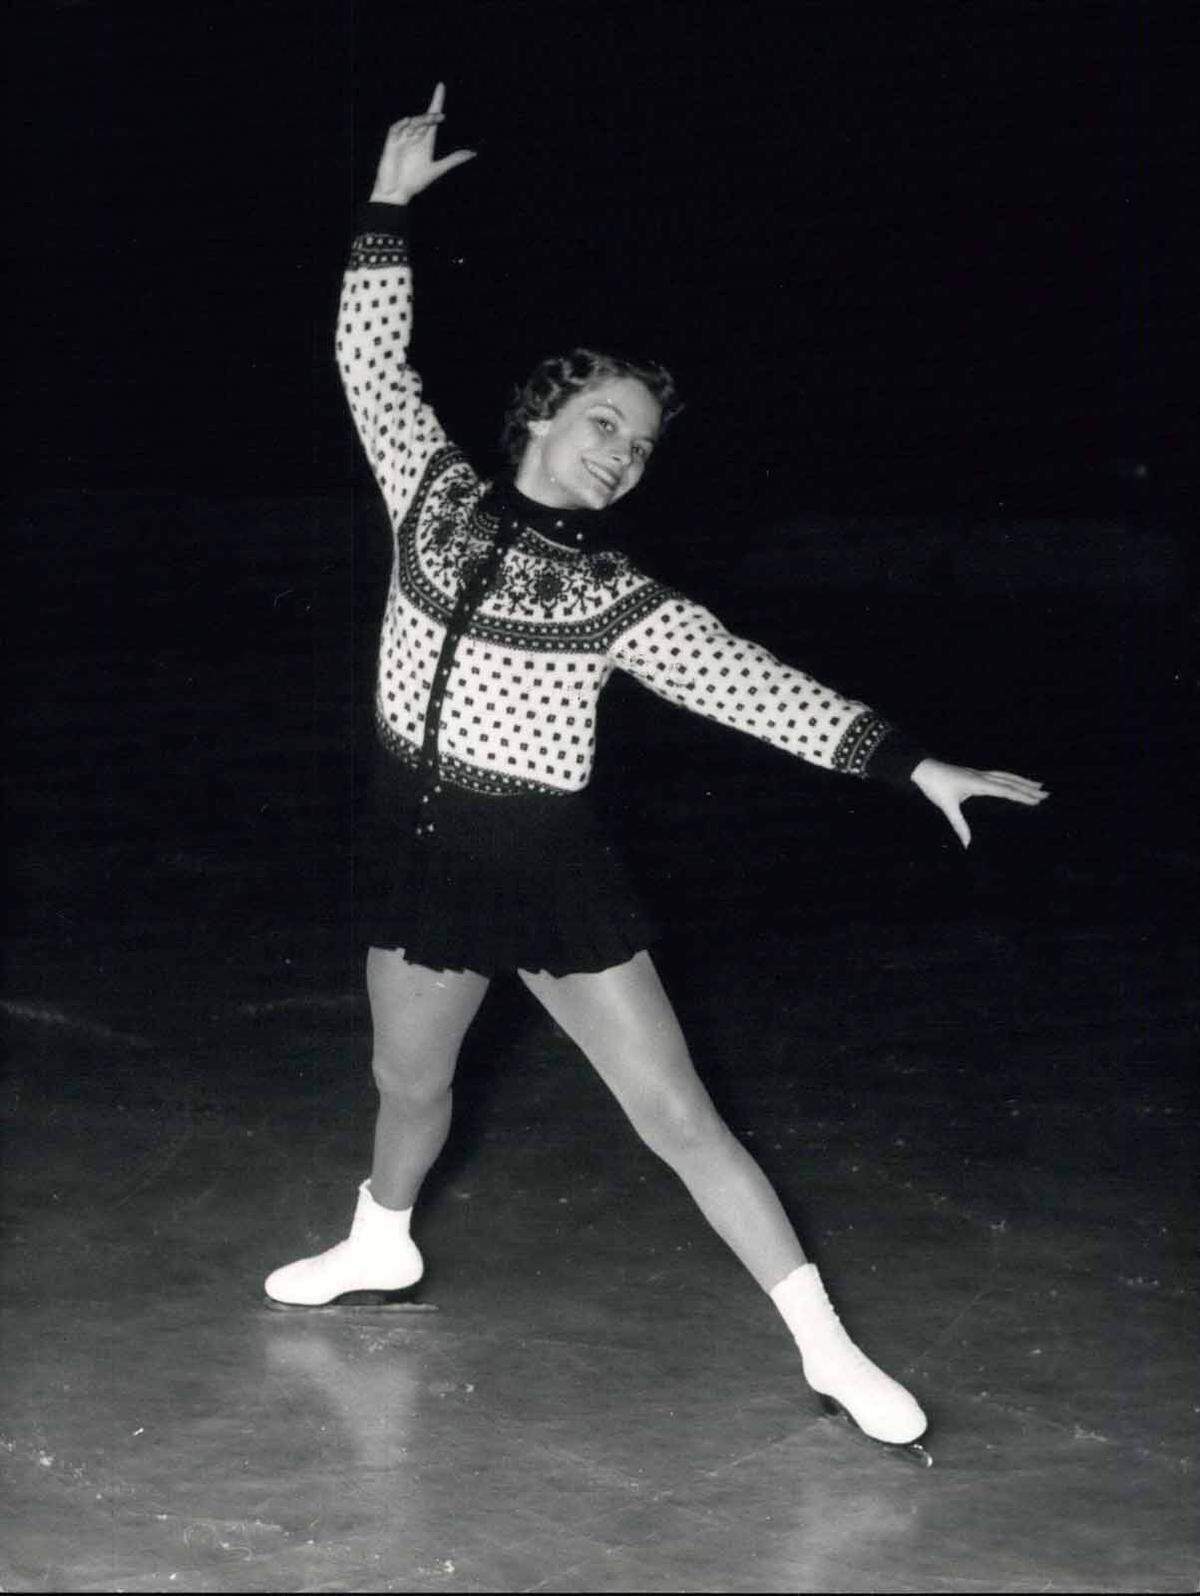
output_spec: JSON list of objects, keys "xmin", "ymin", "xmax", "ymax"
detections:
[
  {"xmin": 632, "ymin": 443, "xmax": 648, "ymax": 463},
  {"xmin": 592, "ymin": 415, "xmax": 615, "ymax": 433}
]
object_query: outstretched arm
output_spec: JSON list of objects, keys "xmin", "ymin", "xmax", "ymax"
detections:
[
  {"xmin": 336, "ymin": 84, "xmax": 476, "ymax": 520},
  {"xmin": 608, "ymin": 588, "xmax": 1049, "ymax": 835},
  {"xmin": 608, "ymin": 591, "xmax": 927, "ymax": 782}
]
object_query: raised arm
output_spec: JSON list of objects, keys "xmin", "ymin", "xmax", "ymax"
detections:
[{"xmin": 336, "ymin": 84, "xmax": 476, "ymax": 522}]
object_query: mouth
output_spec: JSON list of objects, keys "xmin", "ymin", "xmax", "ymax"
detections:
[{"xmin": 583, "ymin": 460, "xmax": 619, "ymax": 492}]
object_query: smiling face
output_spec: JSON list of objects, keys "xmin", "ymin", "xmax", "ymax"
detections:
[{"xmin": 515, "ymin": 376, "xmax": 663, "ymax": 511}]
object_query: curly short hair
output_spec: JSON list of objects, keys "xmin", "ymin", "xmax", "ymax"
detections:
[{"xmin": 500, "ymin": 348, "xmax": 683, "ymax": 469}]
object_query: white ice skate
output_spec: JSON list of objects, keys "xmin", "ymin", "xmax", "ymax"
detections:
[
  {"xmin": 264, "ymin": 1180, "xmax": 425, "ymax": 1309},
  {"xmin": 771, "ymin": 1263, "xmax": 932, "ymax": 1465}
]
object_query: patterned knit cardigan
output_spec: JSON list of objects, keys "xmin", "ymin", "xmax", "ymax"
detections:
[{"xmin": 337, "ymin": 203, "xmax": 925, "ymax": 801}]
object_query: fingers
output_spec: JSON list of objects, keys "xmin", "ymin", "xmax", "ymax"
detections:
[
  {"xmin": 434, "ymin": 149, "xmax": 477, "ymax": 176},
  {"xmin": 389, "ymin": 113, "xmax": 445, "ymax": 140},
  {"xmin": 977, "ymin": 771, "xmax": 1050, "ymax": 805},
  {"xmin": 948, "ymin": 805, "xmax": 971, "ymax": 850},
  {"xmin": 985, "ymin": 770, "xmax": 1048, "ymax": 791},
  {"xmin": 387, "ymin": 86, "xmax": 450, "ymax": 149}
]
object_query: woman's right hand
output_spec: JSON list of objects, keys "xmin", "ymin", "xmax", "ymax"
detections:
[{"xmin": 369, "ymin": 82, "xmax": 476, "ymax": 205}]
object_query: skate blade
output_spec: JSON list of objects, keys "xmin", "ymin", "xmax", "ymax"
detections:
[
  {"xmin": 818, "ymin": 1394, "xmax": 934, "ymax": 1467},
  {"xmin": 263, "ymin": 1289, "xmax": 437, "ymax": 1313}
]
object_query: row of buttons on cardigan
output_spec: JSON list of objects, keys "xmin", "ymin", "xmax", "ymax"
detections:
[
  {"xmin": 414, "ymin": 745, "xmax": 443, "ymax": 834},
  {"xmin": 415, "ymin": 603, "xmax": 460, "ymax": 836},
  {"xmin": 415, "ymin": 630, "xmax": 456, "ymax": 833},
  {"xmin": 414, "ymin": 771, "xmax": 443, "ymax": 834},
  {"xmin": 415, "ymin": 514, "xmax": 541, "ymax": 836}
]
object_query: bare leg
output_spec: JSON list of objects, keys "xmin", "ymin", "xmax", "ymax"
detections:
[
  {"xmin": 519, "ymin": 951, "xmax": 806, "ymax": 1290},
  {"xmin": 262, "ymin": 948, "xmax": 489, "ymax": 1307},
  {"xmin": 366, "ymin": 947, "xmax": 490, "ymax": 1210}
]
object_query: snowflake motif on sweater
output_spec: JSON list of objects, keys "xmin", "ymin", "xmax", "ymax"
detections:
[{"xmin": 338, "ymin": 208, "xmax": 916, "ymax": 800}]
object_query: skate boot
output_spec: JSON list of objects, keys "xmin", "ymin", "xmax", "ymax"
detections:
[
  {"xmin": 770, "ymin": 1263, "xmax": 931, "ymax": 1464},
  {"xmin": 264, "ymin": 1180, "xmax": 424, "ymax": 1308}
]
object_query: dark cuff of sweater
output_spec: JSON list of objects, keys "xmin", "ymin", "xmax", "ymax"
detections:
[
  {"xmin": 864, "ymin": 728, "xmax": 929, "ymax": 790},
  {"xmin": 355, "ymin": 201, "xmax": 411, "ymax": 237}
]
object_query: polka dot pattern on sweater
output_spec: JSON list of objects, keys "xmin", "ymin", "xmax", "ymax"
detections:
[{"xmin": 340, "ymin": 214, "xmax": 902, "ymax": 797}]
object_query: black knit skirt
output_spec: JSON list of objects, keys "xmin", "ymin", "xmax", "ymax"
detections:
[{"xmin": 354, "ymin": 750, "xmax": 659, "ymax": 977}]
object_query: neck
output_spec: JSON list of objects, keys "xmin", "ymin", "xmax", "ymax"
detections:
[{"xmin": 484, "ymin": 475, "xmax": 619, "ymax": 553}]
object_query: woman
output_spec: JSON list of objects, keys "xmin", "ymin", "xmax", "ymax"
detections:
[{"xmin": 265, "ymin": 86, "xmax": 1048, "ymax": 1460}]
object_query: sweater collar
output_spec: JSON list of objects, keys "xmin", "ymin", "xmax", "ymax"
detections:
[{"xmin": 480, "ymin": 476, "xmax": 621, "ymax": 553}]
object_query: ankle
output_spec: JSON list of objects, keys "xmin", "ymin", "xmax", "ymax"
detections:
[
  {"xmin": 363, "ymin": 1177, "xmax": 416, "ymax": 1215},
  {"xmin": 769, "ymin": 1263, "xmax": 845, "ymax": 1345}
]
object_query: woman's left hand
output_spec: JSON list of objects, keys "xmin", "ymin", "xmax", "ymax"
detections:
[{"xmin": 910, "ymin": 758, "xmax": 1049, "ymax": 849}]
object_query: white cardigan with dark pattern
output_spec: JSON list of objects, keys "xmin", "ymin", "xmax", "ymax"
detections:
[{"xmin": 338, "ymin": 204, "xmax": 923, "ymax": 799}]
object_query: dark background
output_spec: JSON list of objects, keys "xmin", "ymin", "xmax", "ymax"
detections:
[
  {"xmin": 9, "ymin": 0, "xmax": 1192, "ymax": 509},
  {"xmin": 5, "ymin": 0, "xmax": 1195, "ymax": 996}
]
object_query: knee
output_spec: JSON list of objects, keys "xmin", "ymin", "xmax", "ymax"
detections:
[
  {"xmin": 632, "ymin": 1089, "xmax": 725, "ymax": 1166},
  {"xmin": 370, "ymin": 1043, "xmax": 453, "ymax": 1107}
]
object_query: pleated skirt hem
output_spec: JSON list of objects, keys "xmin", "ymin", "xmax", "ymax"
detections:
[{"xmin": 354, "ymin": 754, "xmax": 659, "ymax": 978}]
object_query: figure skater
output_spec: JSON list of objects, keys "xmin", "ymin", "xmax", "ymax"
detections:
[{"xmin": 264, "ymin": 86, "xmax": 1049, "ymax": 1459}]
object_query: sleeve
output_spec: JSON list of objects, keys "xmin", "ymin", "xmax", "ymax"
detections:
[
  {"xmin": 607, "ymin": 590, "xmax": 927, "ymax": 786},
  {"xmin": 336, "ymin": 202, "xmax": 455, "ymax": 525}
]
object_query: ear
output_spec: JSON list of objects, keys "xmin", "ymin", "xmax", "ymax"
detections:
[{"xmin": 528, "ymin": 418, "xmax": 551, "ymax": 440}]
